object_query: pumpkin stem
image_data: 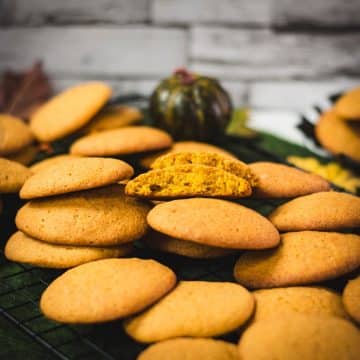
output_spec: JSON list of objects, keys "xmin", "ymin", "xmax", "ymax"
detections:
[{"xmin": 174, "ymin": 67, "xmax": 195, "ymax": 85}]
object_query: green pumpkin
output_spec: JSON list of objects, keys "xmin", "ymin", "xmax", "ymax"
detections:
[{"xmin": 149, "ymin": 68, "xmax": 232, "ymax": 141}]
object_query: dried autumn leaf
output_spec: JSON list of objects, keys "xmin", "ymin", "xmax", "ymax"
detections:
[{"xmin": 0, "ymin": 61, "xmax": 52, "ymax": 121}]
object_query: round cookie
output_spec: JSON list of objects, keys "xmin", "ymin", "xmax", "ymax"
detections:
[
  {"xmin": 40, "ymin": 258, "xmax": 176, "ymax": 323},
  {"xmin": 343, "ymin": 276, "xmax": 360, "ymax": 324},
  {"xmin": 0, "ymin": 158, "xmax": 32, "ymax": 193},
  {"xmin": 253, "ymin": 286, "xmax": 349, "ymax": 322},
  {"xmin": 0, "ymin": 114, "xmax": 34, "ymax": 155},
  {"xmin": 5, "ymin": 231, "xmax": 133, "ymax": 269},
  {"xmin": 144, "ymin": 231, "xmax": 237, "ymax": 259},
  {"xmin": 138, "ymin": 338, "xmax": 238, "ymax": 360},
  {"xmin": 16, "ymin": 185, "xmax": 151, "ymax": 246},
  {"xmin": 249, "ymin": 162, "xmax": 330, "ymax": 198},
  {"xmin": 268, "ymin": 191, "xmax": 360, "ymax": 232},
  {"xmin": 7, "ymin": 145, "xmax": 38, "ymax": 166},
  {"xmin": 238, "ymin": 313, "xmax": 360, "ymax": 360},
  {"xmin": 315, "ymin": 111, "xmax": 360, "ymax": 162},
  {"xmin": 82, "ymin": 105, "xmax": 142, "ymax": 133},
  {"xmin": 334, "ymin": 86, "xmax": 360, "ymax": 120},
  {"xmin": 30, "ymin": 154, "xmax": 79, "ymax": 173},
  {"xmin": 30, "ymin": 82, "xmax": 112, "ymax": 142},
  {"xmin": 20, "ymin": 157, "xmax": 134, "ymax": 199},
  {"xmin": 70, "ymin": 126, "xmax": 173, "ymax": 157},
  {"xmin": 234, "ymin": 231, "xmax": 360, "ymax": 289},
  {"xmin": 124, "ymin": 281, "xmax": 254, "ymax": 343},
  {"xmin": 140, "ymin": 141, "xmax": 237, "ymax": 169},
  {"xmin": 125, "ymin": 164, "xmax": 252, "ymax": 200},
  {"xmin": 147, "ymin": 198, "xmax": 280, "ymax": 249}
]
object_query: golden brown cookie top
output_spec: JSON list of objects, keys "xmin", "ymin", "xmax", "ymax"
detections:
[
  {"xmin": 234, "ymin": 231, "xmax": 360, "ymax": 289},
  {"xmin": 70, "ymin": 126, "xmax": 173, "ymax": 157},
  {"xmin": 40, "ymin": 258, "xmax": 176, "ymax": 323},
  {"xmin": 147, "ymin": 198, "xmax": 279, "ymax": 249},
  {"xmin": 138, "ymin": 338, "xmax": 238, "ymax": 360},
  {"xmin": 249, "ymin": 161, "xmax": 330, "ymax": 198},
  {"xmin": 30, "ymin": 154, "xmax": 79, "ymax": 173},
  {"xmin": 140, "ymin": 140, "xmax": 236, "ymax": 169},
  {"xmin": 0, "ymin": 114, "xmax": 34, "ymax": 155},
  {"xmin": 124, "ymin": 280, "xmax": 254, "ymax": 342},
  {"xmin": 238, "ymin": 313, "xmax": 360, "ymax": 360},
  {"xmin": 253, "ymin": 286, "xmax": 349, "ymax": 321},
  {"xmin": 315, "ymin": 111, "xmax": 360, "ymax": 162},
  {"xmin": 269, "ymin": 191, "xmax": 360, "ymax": 231},
  {"xmin": 30, "ymin": 82, "xmax": 111, "ymax": 142},
  {"xmin": 5, "ymin": 231, "xmax": 132, "ymax": 269},
  {"xmin": 0, "ymin": 157, "xmax": 32, "ymax": 193},
  {"xmin": 334, "ymin": 87, "xmax": 360, "ymax": 120},
  {"xmin": 20, "ymin": 157, "xmax": 134, "ymax": 199},
  {"xmin": 16, "ymin": 185, "xmax": 151, "ymax": 246},
  {"xmin": 343, "ymin": 276, "xmax": 360, "ymax": 324}
]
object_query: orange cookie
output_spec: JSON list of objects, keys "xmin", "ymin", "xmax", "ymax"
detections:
[
  {"xmin": 269, "ymin": 191, "xmax": 360, "ymax": 232},
  {"xmin": 70, "ymin": 126, "xmax": 173, "ymax": 157},
  {"xmin": 249, "ymin": 162, "xmax": 330, "ymax": 198},
  {"xmin": 147, "ymin": 198, "xmax": 280, "ymax": 249}
]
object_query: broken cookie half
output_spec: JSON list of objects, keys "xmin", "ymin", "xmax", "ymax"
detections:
[{"xmin": 125, "ymin": 151, "xmax": 255, "ymax": 200}]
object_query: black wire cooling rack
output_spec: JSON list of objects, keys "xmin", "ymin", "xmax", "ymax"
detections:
[{"xmin": 0, "ymin": 94, "xmax": 357, "ymax": 359}]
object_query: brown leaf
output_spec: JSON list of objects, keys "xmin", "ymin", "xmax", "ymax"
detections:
[{"xmin": 0, "ymin": 61, "xmax": 52, "ymax": 121}]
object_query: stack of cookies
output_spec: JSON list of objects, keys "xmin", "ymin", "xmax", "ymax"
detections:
[
  {"xmin": 0, "ymin": 114, "xmax": 37, "ymax": 165},
  {"xmin": 5, "ymin": 157, "xmax": 151, "ymax": 268}
]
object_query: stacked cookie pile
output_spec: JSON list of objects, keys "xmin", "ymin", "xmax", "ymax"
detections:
[
  {"xmin": 2, "ymin": 79, "xmax": 360, "ymax": 360},
  {"xmin": 5, "ymin": 157, "xmax": 151, "ymax": 268}
]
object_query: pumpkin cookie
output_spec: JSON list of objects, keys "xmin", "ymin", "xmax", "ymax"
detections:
[
  {"xmin": 124, "ymin": 281, "xmax": 254, "ymax": 342},
  {"xmin": 234, "ymin": 231, "xmax": 360, "ymax": 289},
  {"xmin": 7, "ymin": 145, "xmax": 38, "ymax": 166},
  {"xmin": 143, "ymin": 231, "xmax": 237, "ymax": 259},
  {"xmin": 315, "ymin": 111, "xmax": 360, "ymax": 162},
  {"xmin": 0, "ymin": 114, "xmax": 34, "ymax": 155},
  {"xmin": 30, "ymin": 154, "xmax": 78, "ymax": 173},
  {"xmin": 30, "ymin": 82, "xmax": 111, "ymax": 142},
  {"xmin": 82, "ymin": 105, "xmax": 142, "ymax": 133},
  {"xmin": 5, "ymin": 231, "xmax": 133, "ymax": 269},
  {"xmin": 343, "ymin": 276, "xmax": 360, "ymax": 324},
  {"xmin": 70, "ymin": 126, "xmax": 173, "ymax": 157},
  {"xmin": 138, "ymin": 338, "xmax": 238, "ymax": 360},
  {"xmin": 249, "ymin": 162, "xmax": 330, "ymax": 198},
  {"xmin": 140, "ymin": 140, "xmax": 236, "ymax": 169},
  {"xmin": 253, "ymin": 287, "xmax": 348, "ymax": 322},
  {"xmin": 151, "ymin": 152, "xmax": 257, "ymax": 186},
  {"xmin": 40, "ymin": 258, "xmax": 176, "ymax": 323},
  {"xmin": 125, "ymin": 165, "xmax": 252, "ymax": 199},
  {"xmin": 16, "ymin": 185, "xmax": 151, "ymax": 246},
  {"xmin": 334, "ymin": 87, "xmax": 360, "ymax": 120},
  {"xmin": 269, "ymin": 191, "xmax": 360, "ymax": 231},
  {"xmin": 238, "ymin": 313, "xmax": 360, "ymax": 360},
  {"xmin": 0, "ymin": 158, "xmax": 32, "ymax": 193},
  {"xmin": 20, "ymin": 157, "xmax": 134, "ymax": 199},
  {"xmin": 147, "ymin": 198, "xmax": 279, "ymax": 249}
]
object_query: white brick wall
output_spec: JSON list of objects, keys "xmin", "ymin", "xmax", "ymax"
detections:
[
  {"xmin": 1, "ymin": 0, "xmax": 359, "ymax": 112},
  {"xmin": 0, "ymin": 27, "xmax": 187, "ymax": 77},
  {"xmin": 152, "ymin": 0, "xmax": 271, "ymax": 25},
  {"xmin": 3, "ymin": 0, "xmax": 150, "ymax": 25}
]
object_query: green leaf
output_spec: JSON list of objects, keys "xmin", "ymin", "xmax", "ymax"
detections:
[{"xmin": 226, "ymin": 108, "xmax": 258, "ymax": 138}]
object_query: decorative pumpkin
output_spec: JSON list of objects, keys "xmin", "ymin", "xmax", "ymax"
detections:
[{"xmin": 149, "ymin": 68, "xmax": 232, "ymax": 141}]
